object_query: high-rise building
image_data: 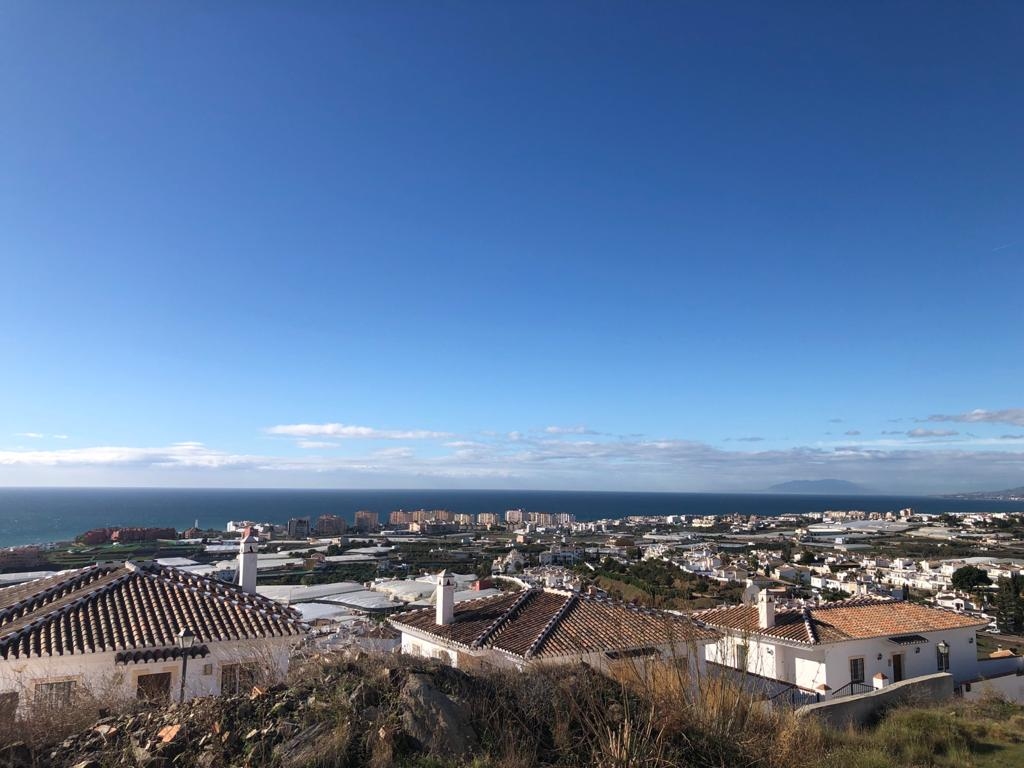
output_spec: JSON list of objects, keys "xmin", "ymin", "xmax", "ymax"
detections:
[
  {"xmin": 354, "ymin": 510, "xmax": 380, "ymax": 532},
  {"xmin": 477, "ymin": 512, "xmax": 500, "ymax": 526},
  {"xmin": 287, "ymin": 517, "xmax": 311, "ymax": 539},
  {"xmin": 505, "ymin": 509, "xmax": 524, "ymax": 524},
  {"xmin": 390, "ymin": 510, "xmax": 415, "ymax": 525},
  {"xmin": 529, "ymin": 512, "xmax": 557, "ymax": 527},
  {"xmin": 314, "ymin": 514, "xmax": 347, "ymax": 536}
]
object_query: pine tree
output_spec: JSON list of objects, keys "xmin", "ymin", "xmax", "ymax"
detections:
[{"xmin": 995, "ymin": 574, "xmax": 1024, "ymax": 634}]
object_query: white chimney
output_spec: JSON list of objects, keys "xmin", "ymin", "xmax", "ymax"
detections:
[
  {"xmin": 757, "ymin": 589, "xmax": 775, "ymax": 629},
  {"xmin": 435, "ymin": 570, "xmax": 456, "ymax": 626},
  {"xmin": 742, "ymin": 579, "xmax": 760, "ymax": 606},
  {"xmin": 873, "ymin": 672, "xmax": 889, "ymax": 689},
  {"xmin": 238, "ymin": 527, "xmax": 259, "ymax": 594}
]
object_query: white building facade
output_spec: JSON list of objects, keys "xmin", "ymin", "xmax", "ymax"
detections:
[{"xmin": 699, "ymin": 592, "xmax": 985, "ymax": 698}]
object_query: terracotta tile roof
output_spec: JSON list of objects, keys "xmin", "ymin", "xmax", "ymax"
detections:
[
  {"xmin": 695, "ymin": 598, "xmax": 987, "ymax": 645},
  {"xmin": 0, "ymin": 561, "xmax": 305, "ymax": 659},
  {"xmin": 389, "ymin": 588, "xmax": 717, "ymax": 660}
]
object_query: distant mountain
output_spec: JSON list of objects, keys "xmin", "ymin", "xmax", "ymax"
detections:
[
  {"xmin": 767, "ymin": 479, "xmax": 872, "ymax": 494},
  {"xmin": 941, "ymin": 486, "xmax": 1024, "ymax": 501}
]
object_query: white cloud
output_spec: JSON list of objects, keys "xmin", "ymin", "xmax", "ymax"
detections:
[
  {"xmin": 371, "ymin": 447, "xmax": 415, "ymax": 460},
  {"xmin": 907, "ymin": 428, "xmax": 959, "ymax": 438},
  {"xmin": 0, "ymin": 442, "xmax": 256, "ymax": 469},
  {"xmin": 265, "ymin": 422, "xmax": 451, "ymax": 440},
  {"xmin": 543, "ymin": 425, "xmax": 597, "ymax": 435},
  {"xmin": 14, "ymin": 432, "xmax": 70, "ymax": 440},
  {"xmin": 923, "ymin": 409, "xmax": 1024, "ymax": 427},
  {"xmin": 3, "ymin": 422, "xmax": 1024, "ymax": 494}
]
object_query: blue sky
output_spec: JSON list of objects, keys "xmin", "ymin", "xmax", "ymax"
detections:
[{"xmin": 1, "ymin": 3, "xmax": 1022, "ymax": 493}]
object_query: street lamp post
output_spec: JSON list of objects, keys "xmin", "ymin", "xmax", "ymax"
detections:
[
  {"xmin": 937, "ymin": 640, "xmax": 950, "ymax": 672},
  {"xmin": 177, "ymin": 628, "xmax": 196, "ymax": 703}
]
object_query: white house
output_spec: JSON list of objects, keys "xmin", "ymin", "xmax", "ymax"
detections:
[
  {"xmin": 492, "ymin": 549, "xmax": 526, "ymax": 575},
  {"xmin": 697, "ymin": 591, "xmax": 986, "ymax": 699},
  {"xmin": 538, "ymin": 544, "xmax": 581, "ymax": 566},
  {"xmin": 0, "ymin": 556, "xmax": 306, "ymax": 713},
  {"xmin": 390, "ymin": 572, "xmax": 717, "ymax": 674}
]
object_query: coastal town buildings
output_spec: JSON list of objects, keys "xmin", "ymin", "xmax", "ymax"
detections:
[{"xmin": 78, "ymin": 528, "xmax": 177, "ymax": 545}]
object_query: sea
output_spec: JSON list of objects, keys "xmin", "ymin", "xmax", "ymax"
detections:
[{"xmin": 1, "ymin": 487, "xmax": 1024, "ymax": 549}]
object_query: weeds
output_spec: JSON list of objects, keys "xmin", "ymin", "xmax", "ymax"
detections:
[{"xmin": 4, "ymin": 650, "xmax": 1024, "ymax": 768}]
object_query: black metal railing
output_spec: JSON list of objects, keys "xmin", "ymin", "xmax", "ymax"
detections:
[
  {"xmin": 831, "ymin": 680, "xmax": 873, "ymax": 699},
  {"xmin": 764, "ymin": 682, "xmax": 802, "ymax": 706}
]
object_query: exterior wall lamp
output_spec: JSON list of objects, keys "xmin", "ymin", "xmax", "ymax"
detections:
[{"xmin": 177, "ymin": 628, "xmax": 196, "ymax": 703}]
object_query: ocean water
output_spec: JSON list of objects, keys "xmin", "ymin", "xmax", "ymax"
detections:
[{"xmin": 1, "ymin": 487, "xmax": 1023, "ymax": 548}]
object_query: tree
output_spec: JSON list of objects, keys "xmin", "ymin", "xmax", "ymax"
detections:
[
  {"xmin": 995, "ymin": 574, "xmax": 1024, "ymax": 635},
  {"xmin": 951, "ymin": 565, "xmax": 992, "ymax": 593}
]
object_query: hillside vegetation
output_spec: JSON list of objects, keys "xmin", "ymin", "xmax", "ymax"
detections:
[{"xmin": 1, "ymin": 652, "xmax": 1023, "ymax": 767}]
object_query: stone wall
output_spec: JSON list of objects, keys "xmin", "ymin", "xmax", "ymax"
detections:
[{"xmin": 795, "ymin": 672, "xmax": 954, "ymax": 729}]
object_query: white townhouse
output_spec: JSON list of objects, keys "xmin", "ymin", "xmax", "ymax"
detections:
[
  {"xmin": 390, "ymin": 572, "xmax": 717, "ymax": 674},
  {"xmin": 0, "ymin": 553, "xmax": 306, "ymax": 713},
  {"xmin": 698, "ymin": 590, "xmax": 986, "ymax": 699}
]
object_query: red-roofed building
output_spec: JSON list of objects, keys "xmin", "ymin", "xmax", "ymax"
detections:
[
  {"xmin": 0, "ymin": 561, "xmax": 307, "ymax": 712},
  {"xmin": 389, "ymin": 572, "xmax": 717, "ymax": 674},
  {"xmin": 696, "ymin": 589, "xmax": 987, "ymax": 699}
]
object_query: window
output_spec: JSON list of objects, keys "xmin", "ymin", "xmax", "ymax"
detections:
[
  {"xmin": 221, "ymin": 663, "xmax": 259, "ymax": 696},
  {"xmin": 136, "ymin": 672, "xmax": 171, "ymax": 702},
  {"xmin": 0, "ymin": 692, "xmax": 17, "ymax": 719},
  {"xmin": 849, "ymin": 657, "xmax": 865, "ymax": 684},
  {"xmin": 937, "ymin": 646, "xmax": 950, "ymax": 672},
  {"xmin": 34, "ymin": 680, "xmax": 76, "ymax": 709}
]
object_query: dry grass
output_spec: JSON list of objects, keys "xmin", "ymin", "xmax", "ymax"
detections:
[{"xmin": 6, "ymin": 650, "xmax": 1024, "ymax": 768}]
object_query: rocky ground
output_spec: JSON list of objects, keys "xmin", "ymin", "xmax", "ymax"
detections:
[{"xmin": 0, "ymin": 655, "xmax": 496, "ymax": 768}]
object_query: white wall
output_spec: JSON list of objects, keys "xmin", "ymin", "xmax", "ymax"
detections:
[
  {"xmin": 706, "ymin": 633, "xmax": 826, "ymax": 690},
  {"xmin": 706, "ymin": 627, "xmax": 980, "ymax": 693},
  {"xmin": 0, "ymin": 635, "xmax": 299, "ymax": 714},
  {"xmin": 819, "ymin": 627, "xmax": 978, "ymax": 689},
  {"xmin": 400, "ymin": 633, "xmax": 460, "ymax": 667},
  {"xmin": 400, "ymin": 629, "xmax": 709, "ymax": 676},
  {"xmin": 962, "ymin": 672, "xmax": 1024, "ymax": 703}
]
